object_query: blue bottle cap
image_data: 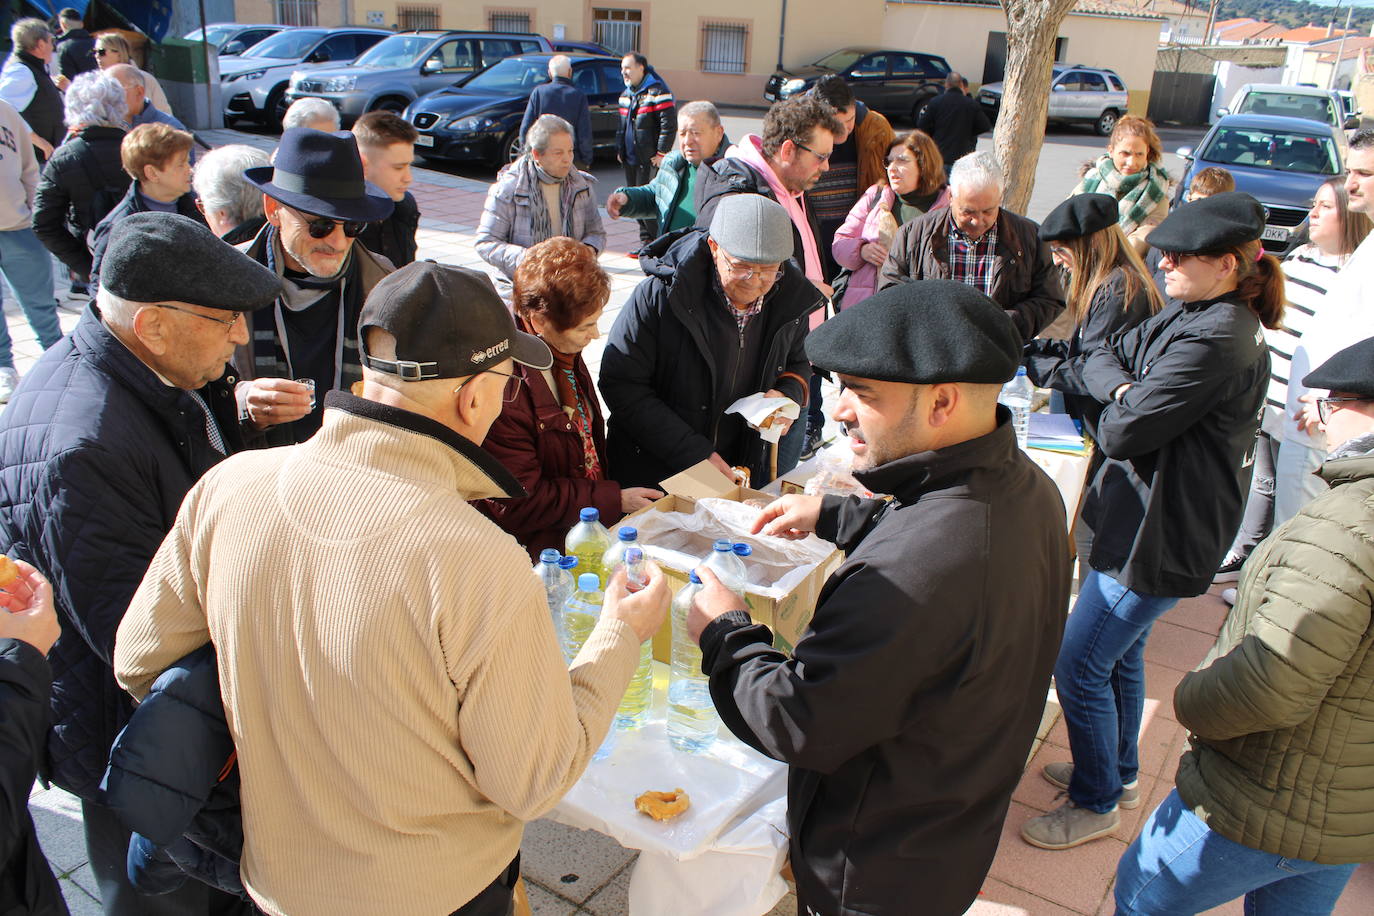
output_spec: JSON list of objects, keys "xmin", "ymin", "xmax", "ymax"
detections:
[
  {"xmin": 713, "ymin": 539, "xmax": 733, "ymax": 552},
  {"xmin": 689, "ymin": 570, "xmax": 702, "ymax": 584},
  {"xmin": 618, "ymin": 526, "xmax": 638, "ymax": 541},
  {"xmin": 579, "ymin": 507, "xmax": 599, "ymax": 522},
  {"xmin": 732, "ymin": 543, "xmax": 752, "ymax": 557},
  {"xmin": 1016, "ymin": 366, "xmax": 1028, "ymax": 377},
  {"xmin": 577, "ymin": 573, "xmax": 600, "ymax": 592},
  {"xmin": 559, "ymin": 556, "xmax": 579, "ymax": 571},
  {"xmin": 625, "ymin": 547, "xmax": 643, "ymax": 564},
  {"xmin": 539, "ymin": 549, "xmax": 561, "ymax": 564}
]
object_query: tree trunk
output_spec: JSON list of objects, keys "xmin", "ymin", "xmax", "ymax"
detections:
[{"xmin": 995, "ymin": 0, "xmax": 1078, "ymax": 215}]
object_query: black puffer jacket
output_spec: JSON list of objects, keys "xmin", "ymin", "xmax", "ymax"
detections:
[
  {"xmin": 89, "ymin": 182, "xmax": 205, "ymax": 287},
  {"xmin": 0, "ymin": 639, "xmax": 67, "ymax": 916},
  {"xmin": 1080, "ymin": 295, "xmax": 1269, "ymax": 597},
  {"xmin": 599, "ymin": 229, "xmax": 820, "ymax": 489},
  {"xmin": 0, "ymin": 306, "xmax": 247, "ymax": 800},
  {"xmin": 615, "ymin": 70, "xmax": 675, "ymax": 166},
  {"xmin": 32, "ymin": 126, "xmax": 130, "ymax": 276}
]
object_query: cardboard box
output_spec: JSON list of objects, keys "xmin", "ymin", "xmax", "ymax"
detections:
[{"xmin": 623, "ymin": 461, "xmax": 843, "ymax": 661}]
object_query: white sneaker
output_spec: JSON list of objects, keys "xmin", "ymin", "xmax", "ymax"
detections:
[
  {"xmin": 1221, "ymin": 588, "xmax": 1237, "ymax": 607},
  {"xmin": 0, "ymin": 367, "xmax": 18, "ymax": 404}
]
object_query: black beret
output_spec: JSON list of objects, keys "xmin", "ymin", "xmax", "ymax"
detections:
[
  {"xmin": 1303, "ymin": 338, "xmax": 1374, "ymax": 398},
  {"xmin": 806, "ymin": 279, "xmax": 1021, "ymax": 385},
  {"xmin": 1039, "ymin": 193, "xmax": 1118, "ymax": 242},
  {"xmin": 101, "ymin": 212, "xmax": 281, "ymax": 311},
  {"xmin": 1145, "ymin": 191, "xmax": 1264, "ymax": 253}
]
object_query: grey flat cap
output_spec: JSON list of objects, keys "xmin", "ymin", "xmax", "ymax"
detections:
[
  {"xmin": 708, "ymin": 194, "xmax": 794, "ymax": 263},
  {"xmin": 102, "ymin": 212, "xmax": 281, "ymax": 311}
]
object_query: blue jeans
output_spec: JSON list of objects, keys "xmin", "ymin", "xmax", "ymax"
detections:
[
  {"xmin": 1115, "ymin": 789, "xmax": 1356, "ymax": 915},
  {"xmin": 1055, "ymin": 569, "xmax": 1178, "ymax": 812},
  {"xmin": 0, "ymin": 227, "xmax": 62, "ymax": 368}
]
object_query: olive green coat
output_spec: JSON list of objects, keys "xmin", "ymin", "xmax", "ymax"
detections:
[{"xmin": 1173, "ymin": 452, "xmax": 1374, "ymax": 864}]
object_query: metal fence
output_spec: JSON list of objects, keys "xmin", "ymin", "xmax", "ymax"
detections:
[
  {"xmin": 274, "ymin": 0, "xmax": 318, "ymax": 27},
  {"xmin": 701, "ymin": 22, "xmax": 747, "ymax": 74},
  {"xmin": 593, "ymin": 9, "xmax": 641, "ymax": 54},
  {"xmin": 397, "ymin": 5, "xmax": 442, "ymax": 31},
  {"xmin": 489, "ymin": 11, "xmax": 533, "ymax": 33}
]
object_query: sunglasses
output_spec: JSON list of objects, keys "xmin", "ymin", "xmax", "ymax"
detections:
[{"xmin": 291, "ymin": 208, "xmax": 368, "ymax": 239}]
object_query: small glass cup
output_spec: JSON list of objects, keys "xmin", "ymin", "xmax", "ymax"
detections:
[{"xmin": 295, "ymin": 378, "xmax": 316, "ymax": 411}]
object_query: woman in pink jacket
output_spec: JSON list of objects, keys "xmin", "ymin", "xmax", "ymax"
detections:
[{"xmin": 832, "ymin": 130, "xmax": 949, "ymax": 309}]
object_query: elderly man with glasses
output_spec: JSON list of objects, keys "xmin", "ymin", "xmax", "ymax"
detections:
[
  {"xmin": 237, "ymin": 127, "xmax": 395, "ymax": 446},
  {"xmin": 0, "ymin": 212, "xmax": 279, "ymax": 916},
  {"xmin": 600, "ymin": 194, "xmax": 823, "ymax": 488}
]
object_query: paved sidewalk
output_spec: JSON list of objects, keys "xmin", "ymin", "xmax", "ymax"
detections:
[{"xmin": 5, "ymin": 130, "xmax": 1370, "ymax": 915}]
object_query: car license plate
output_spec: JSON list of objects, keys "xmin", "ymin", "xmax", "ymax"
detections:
[
  {"xmin": 1261, "ymin": 226, "xmax": 1289, "ymax": 243},
  {"xmin": 416, "ymin": 134, "xmax": 434, "ymax": 147}
]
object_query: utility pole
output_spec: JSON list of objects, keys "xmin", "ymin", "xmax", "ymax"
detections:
[
  {"xmin": 1330, "ymin": 6, "xmax": 1355, "ymax": 90},
  {"xmin": 1203, "ymin": 0, "xmax": 1219, "ymax": 46}
]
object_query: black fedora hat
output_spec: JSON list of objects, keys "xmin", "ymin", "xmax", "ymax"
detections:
[{"xmin": 244, "ymin": 128, "xmax": 394, "ymax": 223}]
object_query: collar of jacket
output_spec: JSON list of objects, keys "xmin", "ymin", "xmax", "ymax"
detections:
[
  {"xmin": 72, "ymin": 303, "xmax": 238, "ymax": 415},
  {"xmin": 651, "ymin": 229, "xmax": 821, "ymax": 326},
  {"xmin": 503, "ymin": 156, "xmax": 594, "ymax": 200},
  {"xmin": 853, "ymin": 406, "xmax": 1019, "ymax": 504},
  {"xmin": 1178, "ymin": 293, "xmax": 1239, "ymax": 313},
  {"xmin": 1320, "ymin": 445, "xmax": 1374, "ymax": 487},
  {"xmin": 319, "ymin": 390, "xmax": 526, "ymax": 500},
  {"xmin": 931, "ymin": 207, "xmax": 1029, "ymax": 263},
  {"xmin": 76, "ymin": 125, "xmax": 125, "ymax": 142}
]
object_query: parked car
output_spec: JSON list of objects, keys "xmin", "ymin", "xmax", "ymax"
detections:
[
  {"xmin": 977, "ymin": 65, "xmax": 1129, "ymax": 136},
  {"xmin": 406, "ymin": 52, "xmax": 623, "ymax": 168},
  {"xmin": 1337, "ymin": 89, "xmax": 1361, "ymax": 127},
  {"xmin": 285, "ymin": 30, "xmax": 552, "ymax": 127},
  {"xmin": 219, "ymin": 27, "xmax": 390, "ymax": 127},
  {"xmin": 184, "ymin": 23, "xmax": 284, "ymax": 56},
  {"xmin": 1174, "ymin": 113, "xmax": 1347, "ymax": 252},
  {"xmin": 764, "ymin": 47, "xmax": 952, "ymax": 121},
  {"xmin": 552, "ymin": 40, "xmax": 618, "ymax": 56},
  {"xmin": 1218, "ymin": 83, "xmax": 1358, "ymax": 132}
]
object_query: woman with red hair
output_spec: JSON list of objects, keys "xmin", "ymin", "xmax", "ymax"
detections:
[{"xmin": 476, "ymin": 237, "xmax": 662, "ymax": 557}]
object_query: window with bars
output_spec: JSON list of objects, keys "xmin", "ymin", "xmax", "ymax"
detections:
[
  {"xmin": 701, "ymin": 21, "xmax": 748, "ymax": 74},
  {"xmin": 273, "ymin": 0, "xmax": 318, "ymax": 27},
  {"xmin": 397, "ymin": 5, "xmax": 441, "ymax": 31},
  {"xmin": 489, "ymin": 11, "xmax": 533, "ymax": 33},
  {"xmin": 593, "ymin": 8, "xmax": 642, "ymax": 54}
]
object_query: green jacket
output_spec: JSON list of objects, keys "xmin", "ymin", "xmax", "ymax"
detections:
[
  {"xmin": 615, "ymin": 134, "xmax": 728, "ymax": 230},
  {"xmin": 1173, "ymin": 452, "xmax": 1374, "ymax": 864}
]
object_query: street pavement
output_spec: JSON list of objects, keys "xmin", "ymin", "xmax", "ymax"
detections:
[{"xmin": 9, "ymin": 113, "xmax": 1373, "ymax": 915}]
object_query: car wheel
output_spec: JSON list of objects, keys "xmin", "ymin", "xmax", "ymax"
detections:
[
  {"xmin": 1095, "ymin": 109, "xmax": 1119, "ymax": 137},
  {"xmin": 373, "ymin": 97, "xmax": 407, "ymax": 114},
  {"xmin": 488, "ymin": 129, "xmax": 521, "ymax": 169},
  {"xmin": 265, "ymin": 85, "xmax": 289, "ymax": 130},
  {"xmin": 911, "ymin": 96, "xmax": 932, "ymax": 125}
]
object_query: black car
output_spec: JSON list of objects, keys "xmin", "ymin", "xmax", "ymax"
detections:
[
  {"xmin": 764, "ymin": 47, "xmax": 951, "ymax": 121},
  {"xmin": 406, "ymin": 52, "xmax": 624, "ymax": 168}
]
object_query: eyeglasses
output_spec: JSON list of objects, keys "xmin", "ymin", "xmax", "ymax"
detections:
[
  {"xmin": 1317, "ymin": 396, "xmax": 1372, "ymax": 424},
  {"xmin": 793, "ymin": 139, "xmax": 831, "ymax": 163},
  {"xmin": 886, "ymin": 154, "xmax": 915, "ymax": 167},
  {"xmin": 1159, "ymin": 251, "xmax": 1196, "ymax": 266},
  {"xmin": 455, "ymin": 368, "xmax": 523, "ymax": 404},
  {"xmin": 717, "ymin": 251, "xmax": 784, "ymax": 283},
  {"xmin": 286, "ymin": 206, "xmax": 367, "ymax": 239},
  {"xmin": 93, "ymin": 48, "xmax": 111, "ymax": 57},
  {"xmin": 155, "ymin": 303, "xmax": 243, "ymax": 333}
]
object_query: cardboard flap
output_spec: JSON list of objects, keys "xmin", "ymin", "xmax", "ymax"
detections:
[{"xmin": 659, "ymin": 460, "xmax": 737, "ymax": 500}]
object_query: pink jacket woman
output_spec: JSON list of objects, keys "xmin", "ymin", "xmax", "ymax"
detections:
[{"xmin": 833, "ymin": 182, "xmax": 949, "ymax": 309}]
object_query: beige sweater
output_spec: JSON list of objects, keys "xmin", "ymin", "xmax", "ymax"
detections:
[{"xmin": 114, "ymin": 397, "xmax": 640, "ymax": 916}]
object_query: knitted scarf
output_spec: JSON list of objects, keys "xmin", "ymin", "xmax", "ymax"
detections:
[
  {"xmin": 521, "ymin": 155, "xmax": 577, "ymax": 244},
  {"xmin": 1072, "ymin": 155, "xmax": 1170, "ymax": 238}
]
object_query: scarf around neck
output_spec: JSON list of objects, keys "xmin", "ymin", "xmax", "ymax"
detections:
[
  {"xmin": 521, "ymin": 155, "xmax": 577, "ymax": 244},
  {"xmin": 1072, "ymin": 155, "xmax": 1169, "ymax": 238}
]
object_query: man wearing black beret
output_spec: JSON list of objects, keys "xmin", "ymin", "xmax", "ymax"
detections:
[
  {"xmin": 0, "ymin": 211, "xmax": 277, "ymax": 916},
  {"xmin": 686, "ymin": 280, "xmax": 1073, "ymax": 916},
  {"xmin": 1111, "ymin": 335, "xmax": 1374, "ymax": 913}
]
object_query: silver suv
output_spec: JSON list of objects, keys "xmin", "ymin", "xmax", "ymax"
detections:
[
  {"xmin": 285, "ymin": 30, "xmax": 551, "ymax": 127},
  {"xmin": 219, "ymin": 26, "xmax": 390, "ymax": 127},
  {"xmin": 977, "ymin": 65, "xmax": 1129, "ymax": 136}
]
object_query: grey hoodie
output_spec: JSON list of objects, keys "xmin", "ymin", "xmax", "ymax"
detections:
[{"xmin": 0, "ymin": 98, "xmax": 39, "ymax": 232}]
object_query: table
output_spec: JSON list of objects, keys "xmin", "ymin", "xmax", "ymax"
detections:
[{"xmin": 550, "ymin": 664, "xmax": 790, "ymax": 916}]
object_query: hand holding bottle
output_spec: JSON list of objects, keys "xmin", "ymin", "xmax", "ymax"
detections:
[{"xmin": 602, "ymin": 563, "xmax": 669, "ymax": 643}]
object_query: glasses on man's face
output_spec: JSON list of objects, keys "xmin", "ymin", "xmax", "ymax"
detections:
[
  {"xmin": 289, "ymin": 207, "xmax": 367, "ymax": 240},
  {"xmin": 793, "ymin": 139, "xmax": 831, "ymax": 163},
  {"xmin": 1317, "ymin": 396, "xmax": 1372, "ymax": 424},
  {"xmin": 455, "ymin": 368, "xmax": 523, "ymax": 404},
  {"xmin": 718, "ymin": 252, "xmax": 784, "ymax": 284},
  {"xmin": 155, "ymin": 303, "xmax": 243, "ymax": 334}
]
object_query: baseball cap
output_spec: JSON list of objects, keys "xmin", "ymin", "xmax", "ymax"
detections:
[{"xmin": 359, "ymin": 261, "xmax": 552, "ymax": 381}]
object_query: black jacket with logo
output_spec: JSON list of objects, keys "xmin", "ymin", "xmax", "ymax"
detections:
[
  {"xmin": 1080, "ymin": 295, "xmax": 1269, "ymax": 596},
  {"xmin": 700, "ymin": 416, "xmax": 1071, "ymax": 915}
]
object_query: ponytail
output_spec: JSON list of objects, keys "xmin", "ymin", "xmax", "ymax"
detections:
[{"xmin": 1231, "ymin": 240, "xmax": 1285, "ymax": 330}]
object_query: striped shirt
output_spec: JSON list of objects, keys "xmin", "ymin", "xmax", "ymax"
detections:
[
  {"xmin": 947, "ymin": 225, "xmax": 999, "ymax": 297},
  {"xmin": 1267, "ymin": 244, "xmax": 1345, "ymax": 440}
]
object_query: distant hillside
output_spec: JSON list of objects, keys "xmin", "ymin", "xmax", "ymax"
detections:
[{"xmin": 1213, "ymin": 0, "xmax": 1374, "ymax": 32}]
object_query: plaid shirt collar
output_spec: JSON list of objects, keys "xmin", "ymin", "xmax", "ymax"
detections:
[
  {"xmin": 947, "ymin": 222, "xmax": 998, "ymax": 297},
  {"xmin": 712, "ymin": 270, "xmax": 766, "ymax": 334}
]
